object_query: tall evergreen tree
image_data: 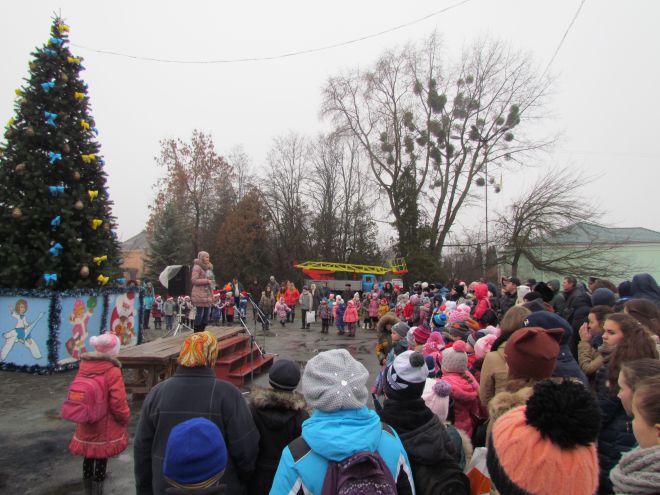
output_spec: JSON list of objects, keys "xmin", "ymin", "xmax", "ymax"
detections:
[
  {"xmin": 0, "ymin": 17, "xmax": 121, "ymax": 289},
  {"xmin": 145, "ymin": 201, "xmax": 190, "ymax": 279}
]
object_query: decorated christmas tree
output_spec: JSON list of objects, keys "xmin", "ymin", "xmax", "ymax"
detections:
[{"xmin": 0, "ymin": 17, "xmax": 122, "ymax": 289}]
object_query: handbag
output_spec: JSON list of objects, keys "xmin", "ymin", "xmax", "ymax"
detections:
[{"xmin": 306, "ymin": 311, "xmax": 316, "ymax": 324}]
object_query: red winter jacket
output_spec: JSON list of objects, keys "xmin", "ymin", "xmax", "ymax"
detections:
[
  {"xmin": 284, "ymin": 288, "xmax": 300, "ymax": 307},
  {"xmin": 68, "ymin": 353, "xmax": 130, "ymax": 459},
  {"xmin": 473, "ymin": 283, "xmax": 491, "ymax": 323},
  {"xmin": 403, "ymin": 302, "xmax": 414, "ymax": 321}
]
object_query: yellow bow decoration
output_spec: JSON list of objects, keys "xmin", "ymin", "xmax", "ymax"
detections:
[
  {"xmin": 15, "ymin": 89, "xmax": 22, "ymax": 96},
  {"xmin": 82, "ymin": 154, "xmax": 96, "ymax": 163},
  {"xmin": 93, "ymin": 255, "xmax": 108, "ymax": 265},
  {"xmin": 88, "ymin": 190, "xmax": 98, "ymax": 200},
  {"xmin": 7, "ymin": 118, "xmax": 14, "ymax": 127},
  {"xmin": 74, "ymin": 92, "xmax": 85, "ymax": 100},
  {"xmin": 57, "ymin": 22, "xmax": 70, "ymax": 32},
  {"xmin": 91, "ymin": 218, "xmax": 103, "ymax": 230},
  {"xmin": 80, "ymin": 120, "xmax": 90, "ymax": 130},
  {"xmin": 67, "ymin": 56, "xmax": 81, "ymax": 65},
  {"xmin": 97, "ymin": 274, "xmax": 109, "ymax": 285}
]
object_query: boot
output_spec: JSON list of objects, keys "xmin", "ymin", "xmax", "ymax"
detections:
[
  {"xmin": 83, "ymin": 478, "xmax": 92, "ymax": 495},
  {"xmin": 92, "ymin": 480, "xmax": 104, "ymax": 495}
]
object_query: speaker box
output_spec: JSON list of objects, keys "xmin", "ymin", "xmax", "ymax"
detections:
[{"xmin": 168, "ymin": 265, "xmax": 190, "ymax": 297}]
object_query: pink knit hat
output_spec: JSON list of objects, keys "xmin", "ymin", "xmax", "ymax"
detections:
[
  {"xmin": 421, "ymin": 378, "xmax": 452, "ymax": 422},
  {"xmin": 90, "ymin": 333, "xmax": 121, "ymax": 356},
  {"xmin": 474, "ymin": 334, "xmax": 497, "ymax": 360},
  {"xmin": 447, "ymin": 304, "xmax": 471, "ymax": 324}
]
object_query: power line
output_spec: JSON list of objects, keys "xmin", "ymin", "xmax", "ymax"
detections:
[
  {"xmin": 69, "ymin": 0, "xmax": 472, "ymax": 64},
  {"xmin": 542, "ymin": 0, "xmax": 587, "ymax": 77}
]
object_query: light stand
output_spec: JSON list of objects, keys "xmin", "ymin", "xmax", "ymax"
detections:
[{"xmin": 165, "ymin": 302, "xmax": 193, "ymax": 337}]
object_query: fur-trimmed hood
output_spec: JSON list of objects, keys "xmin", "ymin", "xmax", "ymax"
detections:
[
  {"xmin": 81, "ymin": 351, "xmax": 121, "ymax": 368},
  {"xmin": 487, "ymin": 386, "xmax": 533, "ymax": 426},
  {"xmin": 376, "ymin": 312, "xmax": 400, "ymax": 336},
  {"xmin": 249, "ymin": 386, "xmax": 307, "ymax": 411}
]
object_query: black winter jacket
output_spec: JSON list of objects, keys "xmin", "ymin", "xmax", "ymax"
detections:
[
  {"xmin": 594, "ymin": 365, "xmax": 636, "ymax": 494},
  {"xmin": 248, "ymin": 387, "xmax": 309, "ymax": 495},
  {"xmin": 134, "ymin": 366, "xmax": 260, "ymax": 495},
  {"xmin": 379, "ymin": 398, "xmax": 470, "ymax": 495}
]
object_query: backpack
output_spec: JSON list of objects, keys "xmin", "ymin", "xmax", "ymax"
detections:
[
  {"xmin": 289, "ymin": 423, "xmax": 398, "ymax": 495},
  {"xmin": 61, "ymin": 373, "xmax": 108, "ymax": 424}
]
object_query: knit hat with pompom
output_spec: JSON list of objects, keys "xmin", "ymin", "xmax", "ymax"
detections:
[
  {"xmin": 441, "ymin": 340, "xmax": 468, "ymax": 373},
  {"xmin": 90, "ymin": 333, "xmax": 120, "ymax": 356},
  {"xmin": 487, "ymin": 380, "xmax": 600, "ymax": 495},
  {"xmin": 421, "ymin": 379, "xmax": 452, "ymax": 422},
  {"xmin": 384, "ymin": 350, "xmax": 429, "ymax": 400}
]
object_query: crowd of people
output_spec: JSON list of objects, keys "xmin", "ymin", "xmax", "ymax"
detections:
[{"xmin": 63, "ymin": 269, "xmax": 660, "ymax": 494}]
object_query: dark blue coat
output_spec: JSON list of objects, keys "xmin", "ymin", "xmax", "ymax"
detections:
[{"xmin": 594, "ymin": 365, "xmax": 636, "ymax": 494}]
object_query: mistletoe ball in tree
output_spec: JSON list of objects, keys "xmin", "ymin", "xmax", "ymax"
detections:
[{"xmin": 0, "ymin": 17, "xmax": 122, "ymax": 289}]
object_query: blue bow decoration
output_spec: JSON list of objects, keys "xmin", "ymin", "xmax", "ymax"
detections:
[
  {"xmin": 48, "ymin": 152, "xmax": 62, "ymax": 164},
  {"xmin": 49, "ymin": 243, "xmax": 63, "ymax": 256},
  {"xmin": 44, "ymin": 111, "xmax": 58, "ymax": 126},
  {"xmin": 91, "ymin": 127, "xmax": 99, "ymax": 135},
  {"xmin": 44, "ymin": 48, "xmax": 57, "ymax": 56},
  {"xmin": 116, "ymin": 277, "xmax": 126, "ymax": 285},
  {"xmin": 49, "ymin": 185, "xmax": 65, "ymax": 194},
  {"xmin": 51, "ymin": 215, "xmax": 61, "ymax": 227},
  {"xmin": 43, "ymin": 273, "xmax": 58, "ymax": 283},
  {"xmin": 41, "ymin": 81, "xmax": 55, "ymax": 92},
  {"xmin": 100, "ymin": 159, "xmax": 105, "ymax": 166},
  {"xmin": 49, "ymin": 37, "xmax": 63, "ymax": 46}
]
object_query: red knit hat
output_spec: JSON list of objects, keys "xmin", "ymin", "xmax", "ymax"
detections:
[
  {"xmin": 504, "ymin": 327, "xmax": 563, "ymax": 380},
  {"xmin": 487, "ymin": 380, "xmax": 600, "ymax": 495},
  {"xmin": 413, "ymin": 324, "xmax": 431, "ymax": 345}
]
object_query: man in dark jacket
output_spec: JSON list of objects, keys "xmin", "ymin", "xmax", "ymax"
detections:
[
  {"xmin": 379, "ymin": 350, "xmax": 470, "ymax": 495},
  {"xmin": 498, "ymin": 276, "xmax": 520, "ymax": 319},
  {"xmin": 134, "ymin": 331, "xmax": 260, "ymax": 495},
  {"xmin": 562, "ymin": 276, "xmax": 591, "ymax": 357}
]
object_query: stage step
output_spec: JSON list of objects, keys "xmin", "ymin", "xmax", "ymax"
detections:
[
  {"xmin": 214, "ymin": 331, "xmax": 272, "ymax": 386},
  {"xmin": 228, "ymin": 354, "xmax": 274, "ymax": 386}
]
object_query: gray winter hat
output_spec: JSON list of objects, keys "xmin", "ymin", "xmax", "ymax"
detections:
[
  {"xmin": 392, "ymin": 321, "xmax": 410, "ymax": 339},
  {"xmin": 302, "ymin": 349, "xmax": 369, "ymax": 412}
]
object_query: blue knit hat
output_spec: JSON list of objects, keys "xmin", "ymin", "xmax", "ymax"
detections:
[{"xmin": 164, "ymin": 418, "xmax": 227, "ymax": 488}]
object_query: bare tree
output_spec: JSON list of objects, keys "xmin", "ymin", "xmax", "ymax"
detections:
[
  {"xmin": 152, "ymin": 130, "xmax": 234, "ymax": 258},
  {"xmin": 227, "ymin": 145, "xmax": 255, "ymax": 204},
  {"xmin": 322, "ymin": 32, "xmax": 552, "ymax": 265},
  {"xmin": 262, "ymin": 133, "xmax": 311, "ymax": 276},
  {"xmin": 494, "ymin": 167, "xmax": 629, "ymax": 278}
]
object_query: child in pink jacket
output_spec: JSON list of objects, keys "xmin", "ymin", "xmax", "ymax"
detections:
[
  {"xmin": 343, "ymin": 299, "xmax": 359, "ymax": 337},
  {"xmin": 439, "ymin": 340, "xmax": 480, "ymax": 437}
]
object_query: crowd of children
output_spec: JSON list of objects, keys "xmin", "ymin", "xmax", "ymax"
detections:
[{"xmin": 63, "ymin": 272, "xmax": 660, "ymax": 494}]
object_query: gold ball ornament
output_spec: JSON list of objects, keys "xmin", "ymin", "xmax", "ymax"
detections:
[
  {"xmin": 62, "ymin": 143, "xmax": 71, "ymax": 153},
  {"xmin": 26, "ymin": 126, "xmax": 35, "ymax": 137},
  {"xmin": 80, "ymin": 265, "xmax": 90, "ymax": 278},
  {"xmin": 60, "ymin": 73, "xmax": 69, "ymax": 83},
  {"xmin": 11, "ymin": 207, "xmax": 22, "ymax": 219},
  {"xmin": 102, "ymin": 222, "xmax": 110, "ymax": 232},
  {"xmin": 72, "ymin": 171, "xmax": 81, "ymax": 181},
  {"xmin": 74, "ymin": 200, "xmax": 84, "ymax": 210},
  {"xmin": 15, "ymin": 163, "xmax": 26, "ymax": 173}
]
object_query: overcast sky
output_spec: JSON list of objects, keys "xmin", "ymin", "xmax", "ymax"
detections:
[{"xmin": 2, "ymin": 0, "xmax": 659, "ymax": 242}]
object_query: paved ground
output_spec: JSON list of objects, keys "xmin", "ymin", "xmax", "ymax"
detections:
[{"xmin": 0, "ymin": 317, "xmax": 382, "ymax": 494}]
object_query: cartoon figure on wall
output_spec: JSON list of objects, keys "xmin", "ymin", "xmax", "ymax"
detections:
[
  {"xmin": 58, "ymin": 296, "xmax": 101, "ymax": 364},
  {"xmin": 1, "ymin": 299, "xmax": 45, "ymax": 361},
  {"xmin": 110, "ymin": 292, "xmax": 137, "ymax": 346}
]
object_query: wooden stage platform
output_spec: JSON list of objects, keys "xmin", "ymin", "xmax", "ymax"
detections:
[{"xmin": 117, "ymin": 326, "xmax": 240, "ymax": 396}]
